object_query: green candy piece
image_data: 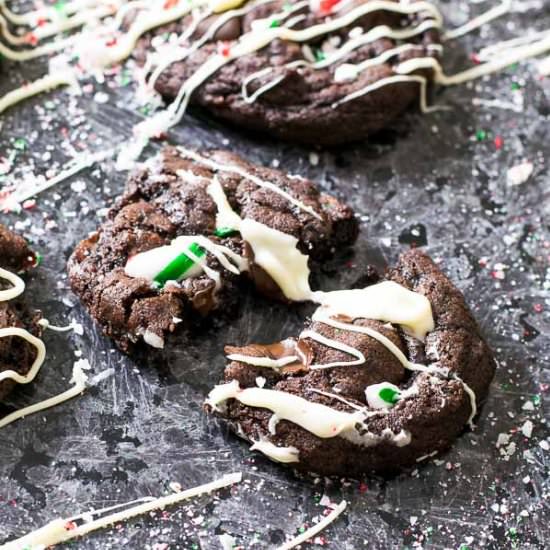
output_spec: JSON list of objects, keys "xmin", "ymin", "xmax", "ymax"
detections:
[
  {"xmin": 214, "ymin": 227, "xmax": 238, "ymax": 238},
  {"xmin": 379, "ymin": 387, "xmax": 400, "ymax": 404},
  {"xmin": 153, "ymin": 242, "xmax": 205, "ymax": 287}
]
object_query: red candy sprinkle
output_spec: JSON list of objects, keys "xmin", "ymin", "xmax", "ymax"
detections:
[
  {"xmin": 164, "ymin": 0, "xmax": 179, "ymax": 8},
  {"xmin": 494, "ymin": 135, "xmax": 504, "ymax": 149},
  {"xmin": 218, "ymin": 41, "xmax": 231, "ymax": 57},
  {"xmin": 319, "ymin": 0, "xmax": 341, "ymax": 14},
  {"xmin": 25, "ymin": 33, "xmax": 38, "ymax": 46}
]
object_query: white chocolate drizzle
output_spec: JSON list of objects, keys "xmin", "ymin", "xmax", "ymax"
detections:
[
  {"xmin": 240, "ymin": 218, "xmax": 313, "ymax": 302},
  {"xmin": 250, "ymin": 439, "xmax": 299, "ymax": 463},
  {"xmin": 0, "ymin": 71, "xmax": 79, "ymax": 116},
  {"xmin": 207, "ymin": 380, "xmax": 365, "ymax": 438},
  {"xmin": 299, "ymin": 329, "xmax": 365, "ymax": 369},
  {"xmin": 0, "ymin": 361, "xmax": 88, "ymax": 431},
  {"xmin": 314, "ymin": 281, "xmax": 435, "ymax": 340},
  {"xmin": 0, "ymin": 267, "xmax": 25, "ymax": 301},
  {"xmin": 184, "ymin": 148, "xmax": 322, "ymax": 220},
  {"xmin": 0, "ymin": 472, "xmax": 242, "ymax": 549},
  {"xmin": 0, "ymin": 267, "xmax": 46, "ymax": 390},
  {"xmin": 205, "ymin": 175, "xmax": 315, "ymax": 301},
  {"xmin": 226, "ymin": 352, "xmax": 299, "ymax": 369},
  {"xmin": 0, "ymin": 261, "xmax": 89, "ymax": 431},
  {"xmin": 443, "ymin": 0, "xmax": 512, "ymax": 40},
  {"xmin": 277, "ymin": 500, "xmax": 347, "ymax": 550},
  {"xmin": 207, "ymin": 380, "xmax": 411, "ymax": 446},
  {"xmin": 221, "ymin": 276, "xmax": 479, "ymax": 432}
]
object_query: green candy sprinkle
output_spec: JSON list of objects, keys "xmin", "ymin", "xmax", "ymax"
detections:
[
  {"xmin": 314, "ymin": 49, "xmax": 326, "ymax": 62},
  {"xmin": 476, "ymin": 129, "xmax": 487, "ymax": 142},
  {"xmin": 153, "ymin": 242, "xmax": 205, "ymax": 287},
  {"xmin": 214, "ymin": 227, "xmax": 238, "ymax": 238},
  {"xmin": 270, "ymin": 19, "xmax": 280, "ymax": 28},
  {"xmin": 33, "ymin": 252, "xmax": 43, "ymax": 267},
  {"xmin": 379, "ymin": 387, "xmax": 400, "ymax": 404},
  {"xmin": 13, "ymin": 137, "xmax": 27, "ymax": 151}
]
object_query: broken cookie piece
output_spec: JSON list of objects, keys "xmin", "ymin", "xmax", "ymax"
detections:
[
  {"xmin": 207, "ymin": 250, "xmax": 496, "ymax": 476},
  {"xmin": 68, "ymin": 147, "xmax": 358, "ymax": 351}
]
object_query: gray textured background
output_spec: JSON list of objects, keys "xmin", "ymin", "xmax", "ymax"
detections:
[{"xmin": 0, "ymin": 1, "xmax": 549, "ymax": 548}]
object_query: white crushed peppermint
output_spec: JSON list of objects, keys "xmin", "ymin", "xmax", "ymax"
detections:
[
  {"xmin": 521, "ymin": 420, "xmax": 534, "ymax": 438},
  {"xmin": 506, "ymin": 161, "xmax": 533, "ymax": 186}
]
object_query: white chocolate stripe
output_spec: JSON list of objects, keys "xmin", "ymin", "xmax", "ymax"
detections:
[
  {"xmin": 78, "ymin": 2, "xmax": 196, "ymax": 70},
  {"xmin": 0, "ymin": 3, "xmax": 120, "ymax": 46},
  {"xmin": 0, "ymin": 0, "xmax": 100, "ymax": 26},
  {"xmin": 312, "ymin": 310, "xmax": 443, "ymax": 375},
  {"xmin": 477, "ymin": 30, "xmax": 550, "ymax": 62},
  {"xmin": 207, "ymin": 381, "xmax": 412, "ymax": 446},
  {"xmin": 207, "ymin": 178, "xmax": 243, "ymax": 230},
  {"xmin": 0, "ymin": 266, "xmax": 48, "ymax": 391},
  {"xmin": 332, "ymin": 74, "xmax": 433, "ymax": 112},
  {"xmin": 207, "ymin": 380, "xmax": 365, "ymax": 438},
  {"xmin": 396, "ymin": 34, "xmax": 550, "ymax": 85},
  {"xmin": 300, "ymin": 329, "xmax": 365, "ymax": 369},
  {"xmin": 242, "ymin": 19, "xmax": 442, "ymax": 103},
  {"xmin": 278, "ymin": 1, "xmax": 442, "ymax": 42},
  {"xmin": 277, "ymin": 501, "xmax": 347, "ymax": 550},
  {"xmin": 147, "ymin": 0, "xmax": 285, "ymax": 89},
  {"xmin": 443, "ymin": 0, "xmax": 512, "ymax": 40},
  {"xmin": 310, "ymin": 313, "xmax": 477, "ymax": 427},
  {"xmin": 316, "ymin": 19, "xmax": 441, "ymax": 70},
  {"xmin": 183, "ymin": 147, "xmax": 323, "ymax": 220},
  {"xmin": 0, "ymin": 328, "xmax": 47, "ymax": 385},
  {"xmin": 0, "ymin": 1, "xmax": 192, "ymax": 63},
  {"xmin": 250, "ymin": 439, "xmax": 300, "ymax": 463},
  {"xmin": 226, "ymin": 353, "xmax": 300, "ymax": 368},
  {"xmin": 0, "ymin": 267, "xmax": 25, "ymax": 301},
  {"xmin": 0, "ymin": 33, "xmax": 77, "ymax": 61},
  {"xmin": 0, "ymin": 71, "xmax": 79, "ymax": 116},
  {"xmin": 0, "ymin": 472, "xmax": 242, "ymax": 549},
  {"xmin": 0, "ymin": 362, "xmax": 87, "ymax": 430},
  {"xmin": 188, "ymin": 236, "xmax": 247, "ymax": 274}
]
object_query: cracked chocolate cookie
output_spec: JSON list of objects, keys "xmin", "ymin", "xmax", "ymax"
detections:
[
  {"xmin": 207, "ymin": 249, "xmax": 496, "ymax": 477},
  {"xmin": 68, "ymin": 147, "xmax": 358, "ymax": 352},
  {"xmin": 135, "ymin": 0, "xmax": 442, "ymax": 144}
]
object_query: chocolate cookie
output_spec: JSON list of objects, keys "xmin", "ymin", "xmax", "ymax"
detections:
[
  {"xmin": 206, "ymin": 249, "xmax": 496, "ymax": 476},
  {"xmin": 136, "ymin": 0, "xmax": 442, "ymax": 144},
  {"xmin": 0, "ymin": 224, "xmax": 42, "ymax": 401},
  {"xmin": 68, "ymin": 147, "xmax": 358, "ymax": 351}
]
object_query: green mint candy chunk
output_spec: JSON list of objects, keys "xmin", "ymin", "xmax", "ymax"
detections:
[
  {"xmin": 154, "ymin": 242, "xmax": 205, "ymax": 287},
  {"xmin": 379, "ymin": 387, "xmax": 400, "ymax": 404},
  {"xmin": 214, "ymin": 227, "xmax": 238, "ymax": 238}
]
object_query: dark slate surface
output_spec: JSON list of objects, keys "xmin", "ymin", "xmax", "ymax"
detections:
[{"xmin": 0, "ymin": 1, "xmax": 549, "ymax": 548}]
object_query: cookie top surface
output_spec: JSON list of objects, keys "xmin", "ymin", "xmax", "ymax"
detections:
[
  {"xmin": 68, "ymin": 147, "xmax": 357, "ymax": 351},
  {"xmin": 137, "ymin": 0, "xmax": 442, "ymax": 144},
  {"xmin": 207, "ymin": 249, "xmax": 496, "ymax": 476},
  {"xmin": 0, "ymin": 223, "xmax": 36, "ymax": 273}
]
